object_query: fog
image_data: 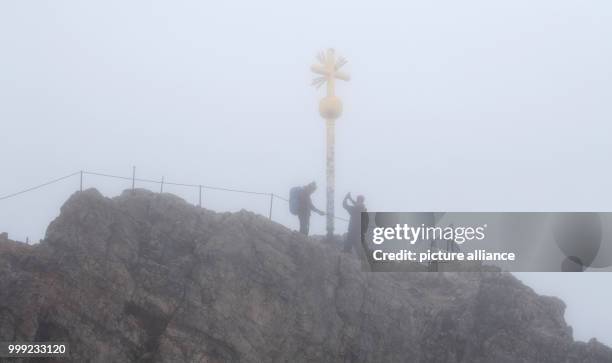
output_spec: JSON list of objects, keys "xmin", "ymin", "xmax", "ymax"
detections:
[{"xmin": 1, "ymin": 0, "xmax": 611, "ymax": 346}]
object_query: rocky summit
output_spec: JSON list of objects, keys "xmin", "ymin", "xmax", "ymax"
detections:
[{"xmin": 0, "ymin": 189, "xmax": 611, "ymax": 362}]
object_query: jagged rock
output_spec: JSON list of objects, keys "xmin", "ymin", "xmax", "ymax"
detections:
[{"xmin": 0, "ymin": 189, "xmax": 610, "ymax": 362}]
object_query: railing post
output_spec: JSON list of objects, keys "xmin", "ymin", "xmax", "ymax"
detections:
[
  {"xmin": 198, "ymin": 185, "xmax": 202, "ymax": 208},
  {"xmin": 131, "ymin": 166, "xmax": 136, "ymax": 191},
  {"xmin": 160, "ymin": 176, "xmax": 164, "ymax": 193},
  {"xmin": 269, "ymin": 193, "xmax": 274, "ymax": 219},
  {"xmin": 79, "ymin": 170, "xmax": 83, "ymax": 192}
]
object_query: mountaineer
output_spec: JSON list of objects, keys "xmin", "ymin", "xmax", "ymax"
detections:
[
  {"xmin": 342, "ymin": 192, "xmax": 367, "ymax": 254},
  {"xmin": 289, "ymin": 182, "xmax": 324, "ymax": 235}
]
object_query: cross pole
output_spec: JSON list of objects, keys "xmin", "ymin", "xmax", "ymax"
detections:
[{"xmin": 311, "ymin": 48, "xmax": 350, "ymax": 240}]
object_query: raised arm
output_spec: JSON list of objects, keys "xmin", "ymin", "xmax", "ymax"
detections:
[{"xmin": 343, "ymin": 193, "xmax": 354, "ymax": 213}]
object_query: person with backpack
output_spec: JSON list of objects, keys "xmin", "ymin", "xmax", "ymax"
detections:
[
  {"xmin": 342, "ymin": 192, "xmax": 367, "ymax": 254},
  {"xmin": 290, "ymin": 182, "xmax": 324, "ymax": 235}
]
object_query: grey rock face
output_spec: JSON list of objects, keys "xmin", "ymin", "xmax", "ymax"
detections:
[{"xmin": 0, "ymin": 189, "xmax": 610, "ymax": 362}]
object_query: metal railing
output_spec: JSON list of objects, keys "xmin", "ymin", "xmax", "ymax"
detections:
[{"xmin": 0, "ymin": 168, "xmax": 348, "ymax": 224}]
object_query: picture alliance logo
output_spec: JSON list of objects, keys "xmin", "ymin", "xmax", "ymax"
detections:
[{"xmin": 372, "ymin": 224, "xmax": 488, "ymax": 245}]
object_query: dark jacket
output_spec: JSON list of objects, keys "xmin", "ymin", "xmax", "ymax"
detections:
[
  {"xmin": 343, "ymin": 199, "xmax": 366, "ymax": 237},
  {"xmin": 298, "ymin": 190, "xmax": 317, "ymax": 217}
]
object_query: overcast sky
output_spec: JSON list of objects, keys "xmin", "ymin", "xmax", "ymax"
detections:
[{"xmin": 1, "ymin": 0, "xmax": 611, "ymax": 346}]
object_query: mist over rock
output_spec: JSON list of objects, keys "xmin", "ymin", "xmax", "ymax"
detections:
[{"xmin": 0, "ymin": 189, "xmax": 611, "ymax": 362}]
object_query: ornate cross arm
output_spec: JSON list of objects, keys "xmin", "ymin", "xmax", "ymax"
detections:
[{"xmin": 310, "ymin": 48, "xmax": 350, "ymax": 90}]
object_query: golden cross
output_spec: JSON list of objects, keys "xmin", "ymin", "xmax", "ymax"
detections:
[
  {"xmin": 311, "ymin": 48, "xmax": 350, "ymax": 97},
  {"xmin": 310, "ymin": 48, "xmax": 350, "ymax": 240}
]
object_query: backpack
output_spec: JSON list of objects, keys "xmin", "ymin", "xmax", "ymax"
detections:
[{"xmin": 289, "ymin": 187, "xmax": 303, "ymax": 215}]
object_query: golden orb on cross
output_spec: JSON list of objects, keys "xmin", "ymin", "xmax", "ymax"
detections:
[{"xmin": 319, "ymin": 95, "xmax": 343, "ymax": 120}]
